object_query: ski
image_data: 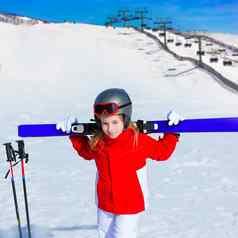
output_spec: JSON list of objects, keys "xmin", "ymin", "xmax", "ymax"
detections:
[
  {"xmin": 18, "ymin": 123, "xmax": 97, "ymax": 137},
  {"xmin": 18, "ymin": 117, "xmax": 238, "ymax": 137}
]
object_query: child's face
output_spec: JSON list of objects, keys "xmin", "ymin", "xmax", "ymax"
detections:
[{"xmin": 100, "ymin": 114, "xmax": 124, "ymax": 139}]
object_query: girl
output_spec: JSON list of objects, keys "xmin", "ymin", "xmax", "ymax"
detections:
[{"xmin": 57, "ymin": 88, "xmax": 182, "ymax": 238}]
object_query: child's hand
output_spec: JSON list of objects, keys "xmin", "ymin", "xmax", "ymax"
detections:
[
  {"xmin": 167, "ymin": 110, "xmax": 184, "ymax": 126},
  {"xmin": 56, "ymin": 116, "xmax": 78, "ymax": 133}
]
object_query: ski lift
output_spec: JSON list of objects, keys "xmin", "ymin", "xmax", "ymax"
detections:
[
  {"xmin": 167, "ymin": 27, "xmax": 173, "ymax": 31},
  {"xmin": 210, "ymin": 57, "xmax": 218, "ymax": 63},
  {"xmin": 218, "ymin": 49, "xmax": 226, "ymax": 53},
  {"xmin": 145, "ymin": 26, "xmax": 152, "ymax": 30},
  {"xmin": 184, "ymin": 43, "xmax": 192, "ymax": 47},
  {"xmin": 184, "ymin": 37, "xmax": 192, "ymax": 47},
  {"xmin": 223, "ymin": 59, "xmax": 232, "ymax": 66},
  {"xmin": 194, "ymin": 40, "xmax": 199, "ymax": 44},
  {"xmin": 167, "ymin": 38, "xmax": 174, "ymax": 43},
  {"xmin": 206, "ymin": 43, "xmax": 213, "ymax": 46},
  {"xmin": 175, "ymin": 42, "xmax": 182, "ymax": 46},
  {"xmin": 152, "ymin": 27, "xmax": 159, "ymax": 32},
  {"xmin": 168, "ymin": 68, "xmax": 177, "ymax": 71},
  {"xmin": 232, "ymin": 52, "xmax": 238, "ymax": 56},
  {"xmin": 159, "ymin": 32, "xmax": 165, "ymax": 37},
  {"xmin": 132, "ymin": 16, "xmax": 140, "ymax": 20},
  {"xmin": 197, "ymin": 51, "xmax": 205, "ymax": 56}
]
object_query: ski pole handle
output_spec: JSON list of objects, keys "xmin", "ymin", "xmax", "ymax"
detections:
[{"xmin": 3, "ymin": 143, "xmax": 17, "ymax": 162}]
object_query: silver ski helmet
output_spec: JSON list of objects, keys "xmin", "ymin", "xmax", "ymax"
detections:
[{"xmin": 94, "ymin": 88, "xmax": 132, "ymax": 128}]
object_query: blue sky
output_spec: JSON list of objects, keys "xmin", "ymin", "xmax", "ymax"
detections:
[{"xmin": 0, "ymin": 0, "xmax": 237, "ymax": 33}]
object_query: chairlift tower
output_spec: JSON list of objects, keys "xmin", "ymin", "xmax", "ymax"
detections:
[
  {"xmin": 198, "ymin": 35, "xmax": 203, "ymax": 64},
  {"xmin": 135, "ymin": 8, "xmax": 150, "ymax": 31},
  {"xmin": 192, "ymin": 32, "xmax": 205, "ymax": 65},
  {"xmin": 105, "ymin": 16, "xmax": 119, "ymax": 27},
  {"xmin": 154, "ymin": 19, "xmax": 172, "ymax": 48},
  {"xmin": 118, "ymin": 9, "xmax": 130, "ymax": 28}
]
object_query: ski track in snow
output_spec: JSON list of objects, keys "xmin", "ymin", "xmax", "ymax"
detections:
[{"xmin": 0, "ymin": 23, "xmax": 238, "ymax": 238}]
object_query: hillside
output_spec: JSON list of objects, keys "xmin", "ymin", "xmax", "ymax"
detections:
[{"xmin": 0, "ymin": 23, "xmax": 238, "ymax": 238}]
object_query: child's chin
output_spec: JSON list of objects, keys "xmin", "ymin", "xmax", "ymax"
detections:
[{"xmin": 108, "ymin": 133, "xmax": 120, "ymax": 139}]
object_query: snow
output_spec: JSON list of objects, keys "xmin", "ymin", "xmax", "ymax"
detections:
[
  {"xmin": 205, "ymin": 32, "xmax": 238, "ymax": 48},
  {"xmin": 0, "ymin": 22, "xmax": 238, "ymax": 238}
]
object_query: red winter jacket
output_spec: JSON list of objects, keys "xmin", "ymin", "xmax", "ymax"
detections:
[{"xmin": 70, "ymin": 128, "xmax": 179, "ymax": 215}]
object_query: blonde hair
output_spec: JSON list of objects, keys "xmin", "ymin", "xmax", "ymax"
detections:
[{"xmin": 89, "ymin": 122, "xmax": 139, "ymax": 151}]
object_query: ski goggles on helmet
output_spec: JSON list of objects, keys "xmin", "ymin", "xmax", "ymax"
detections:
[{"xmin": 94, "ymin": 102, "xmax": 131, "ymax": 117}]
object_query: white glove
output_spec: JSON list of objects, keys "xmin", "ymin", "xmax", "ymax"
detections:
[
  {"xmin": 167, "ymin": 110, "xmax": 184, "ymax": 126},
  {"xmin": 56, "ymin": 116, "xmax": 78, "ymax": 133}
]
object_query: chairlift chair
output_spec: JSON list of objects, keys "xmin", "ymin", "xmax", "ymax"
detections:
[
  {"xmin": 197, "ymin": 51, "xmax": 205, "ymax": 56},
  {"xmin": 168, "ymin": 68, "xmax": 177, "ymax": 71},
  {"xmin": 152, "ymin": 27, "xmax": 159, "ymax": 32},
  {"xmin": 210, "ymin": 57, "xmax": 218, "ymax": 63},
  {"xmin": 218, "ymin": 49, "xmax": 226, "ymax": 53},
  {"xmin": 145, "ymin": 26, "xmax": 151, "ymax": 30},
  {"xmin": 184, "ymin": 37, "xmax": 192, "ymax": 47},
  {"xmin": 184, "ymin": 43, "xmax": 192, "ymax": 47},
  {"xmin": 223, "ymin": 59, "xmax": 232, "ymax": 66},
  {"xmin": 167, "ymin": 39, "xmax": 174, "ymax": 43}
]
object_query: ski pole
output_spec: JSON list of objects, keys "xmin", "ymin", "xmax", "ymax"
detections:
[
  {"xmin": 3, "ymin": 143, "xmax": 23, "ymax": 238},
  {"xmin": 16, "ymin": 140, "xmax": 32, "ymax": 238}
]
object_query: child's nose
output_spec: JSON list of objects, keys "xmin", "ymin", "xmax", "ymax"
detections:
[{"xmin": 108, "ymin": 124, "xmax": 113, "ymax": 132}]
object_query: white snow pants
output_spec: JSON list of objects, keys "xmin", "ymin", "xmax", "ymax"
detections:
[{"xmin": 97, "ymin": 208, "xmax": 142, "ymax": 238}]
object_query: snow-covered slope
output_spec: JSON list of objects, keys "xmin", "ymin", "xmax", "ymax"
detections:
[
  {"xmin": 0, "ymin": 23, "xmax": 238, "ymax": 238},
  {"xmin": 205, "ymin": 32, "xmax": 238, "ymax": 48}
]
